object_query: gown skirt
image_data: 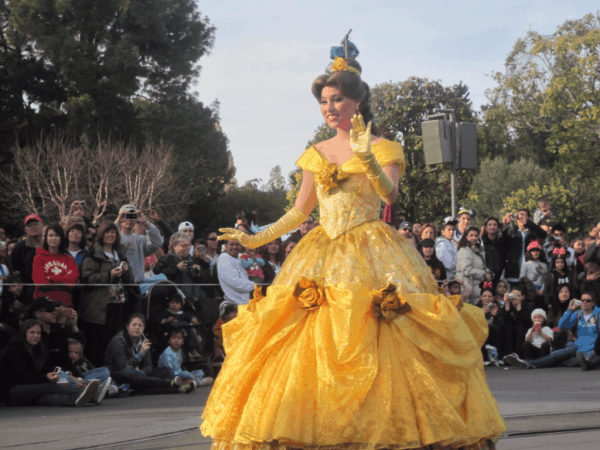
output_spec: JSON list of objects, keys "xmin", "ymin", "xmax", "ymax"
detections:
[{"xmin": 200, "ymin": 220, "xmax": 505, "ymax": 450}]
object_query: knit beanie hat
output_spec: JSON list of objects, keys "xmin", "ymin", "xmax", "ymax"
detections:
[{"xmin": 531, "ymin": 308, "xmax": 547, "ymax": 322}]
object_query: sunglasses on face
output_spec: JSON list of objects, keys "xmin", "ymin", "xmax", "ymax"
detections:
[
  {"xmin": 207, "ymin": 237, "xmax": 218, "ymax": 241},
  {"xmin": 581, "ymin": 299, "xmax": 594, "ymax": 303}
]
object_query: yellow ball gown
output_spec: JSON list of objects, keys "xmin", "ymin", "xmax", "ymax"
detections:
[{"xmin": 200, "ymin": 140, "xmax": 505, "ymax": 450}]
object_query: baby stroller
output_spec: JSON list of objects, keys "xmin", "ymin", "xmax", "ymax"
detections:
[{"xmin": 143, "ymin": 279, "xmax": 214, "ymax": 377}]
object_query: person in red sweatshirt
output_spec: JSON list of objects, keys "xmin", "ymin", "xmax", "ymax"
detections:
[{"xmin": 32, "ymin": 223, "xmax": 80, "ymax": 307}]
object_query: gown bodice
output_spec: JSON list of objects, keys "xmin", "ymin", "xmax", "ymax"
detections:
[{"xmin": 296, "ymin": 140, "xmax": 405, "ymax": 239}]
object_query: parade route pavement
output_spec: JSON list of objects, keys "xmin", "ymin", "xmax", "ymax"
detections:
[{"xmin": 2, "ymin": 366, "xmax": 600, "ymax": 449}]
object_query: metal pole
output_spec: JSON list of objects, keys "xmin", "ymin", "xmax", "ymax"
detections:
[
  {"xmin": 433, "ymin": 108, "xmax": 457, "ymax": 217},
  {"xmin": 342, "ymin": 29, "xmax": 352, "ymax": 58}
]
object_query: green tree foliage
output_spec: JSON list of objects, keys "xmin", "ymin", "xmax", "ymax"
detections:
[
  {"xmin": 463, "ymin": 157, "xmax": 550, "ymax": 222},
  {"xmin": 372, "ymin": 78, "xmax": 476, "ymax": 223},
  {"xmin": 263, "ymin": 165, "xmax": 287, "ymax": 193},
  {"xmin": 197, "ymin": 181, "xmax": 288, "ymax": 232},
  {"xmin": 483, "ymin": 11, "xmax": 600, "ymax": 233},
  {"xmin": 502, "ymin": 179, "xmax": 591, "ymax": 236},
  {"xmin": 0, "ymin": 0, "xmax": 233, "ymax": 226}
]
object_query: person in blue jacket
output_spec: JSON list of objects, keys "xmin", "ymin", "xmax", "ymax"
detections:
[{"xmin": 504, "ymin": 291, "xmax": 600, "ymax": 369}]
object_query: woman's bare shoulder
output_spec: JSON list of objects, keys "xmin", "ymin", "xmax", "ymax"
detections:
[{"xmin": 313, "ymin": 137, "xmax": 336, "ymax": 152}]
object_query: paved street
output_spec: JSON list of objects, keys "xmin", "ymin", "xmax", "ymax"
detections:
[{"xmin": 2, "ymin": 366, "xmax": 600, "ymax": 449}]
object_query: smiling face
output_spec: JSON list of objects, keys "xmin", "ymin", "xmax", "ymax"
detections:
[
  {"xmin": 26, "ymin": 324, "xmax": 42, "ymax": 346},
  {"xmin": 320, "ymin": 86, "xmax": 360, "ymax": 131},
  {"xmin": 103, "ymin": 229, "xmax": 117, "ymax": 247},
  {"xmin": 480, "ymin": 290, "xmax": 494, "ymax": 306},
  {"xmin": 225, "ymin": 240, "xmax": 242, "ymax": 258},
  {"xmin": 458, "ymin": 214, "xmax": 471, "ymax": 232},
  {"xmin": 267, "ymin": 241, "xmax": 280, "ymax": 256},
  {"xmin": 558, "ymin": 286, "xmax": 571, "ymax": 302}
]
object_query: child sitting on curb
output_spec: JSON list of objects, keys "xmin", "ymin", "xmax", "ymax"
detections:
[
  {"xmin": 158, "ymin": 328, "xmax": 214, "ymax": 388},
  {"xmin": 522, "ymin": 309, "xmax": 553, "ymax": 360}
]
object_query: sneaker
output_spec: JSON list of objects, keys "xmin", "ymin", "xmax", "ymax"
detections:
[
  {"xmin": 91, "ymin": 377, "xmax": 111, "ymax": 405},
  {"xmin": 75, "ymin": 380, "xmax": 99, "ymax": 407},
  {"xmin": 577, "ymin": 352, "xmax": 590, "ymax": 371},
  {"xmin": 502, "ymin": 353, "xmax": 519, "ymax": 362},
  {"xmin": 171, "ymin": 376, "xmax": 185, "ymax": 387},
  {"xmin": 485, "ymin": 345, "xmax": 499, "ymax": 366},
  {"xmin": 107, "ymin": 384, "xmax": 119, "ymax": 397},
  {"xmin": 179, "ymin": 383, "xmax": 196, "ymax": 394},
  {"xmin": 504, "ymin": 354, "xmax": 530, "ymax": 369},
  {"xmin": 197, "ymin": 377, "xmax": 214, "ymax": 387}
]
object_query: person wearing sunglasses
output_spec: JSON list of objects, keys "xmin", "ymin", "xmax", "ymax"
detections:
[{"xmin": 505, "ymin": 291, "xmax": 600, "ymax": 369}]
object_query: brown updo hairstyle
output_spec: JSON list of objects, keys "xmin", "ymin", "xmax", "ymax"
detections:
[{"xmin": 312, "ymin": 58, "xmax": 381, "ymax": 136}]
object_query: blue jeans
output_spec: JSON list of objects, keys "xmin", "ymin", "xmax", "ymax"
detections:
[
  {"xmin": 7, "ymin": 383, "xmax": 81, "ymax": 407},
  {"xmin": 58, "ymin": 367, "xmax": 116, "ymax": 389},
  {"xmin": 527, "ymin": 342, "xmax": 582, "ymax": 368}
]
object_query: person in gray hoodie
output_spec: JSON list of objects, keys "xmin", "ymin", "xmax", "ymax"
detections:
[{"xmin": 115, "ymin": 204, "xmax": 163, "ymax": 283}]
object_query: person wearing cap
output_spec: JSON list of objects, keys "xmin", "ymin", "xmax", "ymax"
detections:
[
  {"xmin": 435, "ymin": 218, "xmax": 458, "ymax": 280},
  {"xmin": 522, "ymin": 309, "xmax": 553, "ymax": 360},
  {"xmin": 179, "ymin": 222, "xmax": 195, "ymax": 257},
  {"xmin": 115, "ymin": 204, "xmax": 163, "ymax": 283},
  {"xmin": 30, "ymin": 297, "xmax": 86, "ymax": 376},
  {"xmin": 10, "ymin": 214, "xmax": 45, "ymax": 286},
  {"xmin": 398, "ymin": 222, "xmax": 416, "ymax": 248},
  {"xmin": 417, "ymin": 239, "xmax": 447, "ymax": 282},
  {"xmin": 453, "ymin": 207, "xmax": 472, "ymax": 244}
]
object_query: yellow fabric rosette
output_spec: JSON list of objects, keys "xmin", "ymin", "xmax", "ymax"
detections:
[
  {"xmin": 371, "ymin": 283, "xmax": 411, "ymax": 322},
  {"xmin": 293, "ymin": 277, "xmax": 326, "ymax": 311},
  {"xmin": 330, "ymin": 57, "xmax": 348, "ymax": 72},
  {"xmin": 247, "ymin": 284, "xmax": 265, "ymax": 313},
  {"xmin": 314, "ymin": 162, "xmax": 350, "ymax": 194}
]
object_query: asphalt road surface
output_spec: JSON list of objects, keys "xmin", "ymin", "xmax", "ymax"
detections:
[{"xmin": 2, "ymin": 366, "xmax": 600, "ymax": 450}]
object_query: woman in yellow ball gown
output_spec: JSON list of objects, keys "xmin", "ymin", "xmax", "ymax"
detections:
[{"xmin": 200, "ymin": 56, "xmax": 505, "ymax": 450}]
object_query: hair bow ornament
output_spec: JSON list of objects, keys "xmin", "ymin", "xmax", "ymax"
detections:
[
  {"xmin": 483, "ymin": 281, "xmax": 494, "ymax": 289},
  {"xmin": 553, "ymin": 247, "xmax": 566, "ymax": 256},
  {"xmin": 527, "ymin": 240, "xmax": 541, "ymax": 251}
]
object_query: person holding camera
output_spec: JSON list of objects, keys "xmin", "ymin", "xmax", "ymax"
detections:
[
  {"xmin": 505, "ymin": 292, "xmax": 600, "ymax": 369},
  {"xmin": 78, "ymin": 221, "xmax": 135, "ymax": 366},
  {"xmin": 154, "ymin": 232, "xmax": 210, "ymax": 306},
  {"xmin": 115, "ymin": 204, "xmax": 163, "ymax": 283},
  {"xmin": 501, "ymin": 209, "xmax": 547, "ymax": 289}
]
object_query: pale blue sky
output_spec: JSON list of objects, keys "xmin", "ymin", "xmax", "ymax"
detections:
[{"xmin": 194, "ymin": 0, "xmax": 597, "ymax": 186}]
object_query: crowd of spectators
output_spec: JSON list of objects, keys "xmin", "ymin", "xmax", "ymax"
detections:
[
  {"xmin": 401, "ymin": 199, "xmax": 600, "ymax": 371},
  {"xmin": 2, "ymin": 195, "xmax": 600, "ymax": 408},
  {"xmin": 0, "ymin": 204, "xmax": 312, "ymax": 407}
]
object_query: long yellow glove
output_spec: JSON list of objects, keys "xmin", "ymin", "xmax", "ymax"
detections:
[
  {"xmin": 350, "ymin": 114, "xmax": 395, "ymax": 204},
  {"xmin": 218, "ymin": 207, "xmax": 308, "ymax": 249}
]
